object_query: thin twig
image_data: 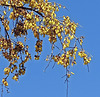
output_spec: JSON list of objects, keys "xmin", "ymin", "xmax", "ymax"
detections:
[
  {"xmin": 52, "ymin": 62, "xmax": 56, "ymax": 69},
  {"xmin": 1, "ymin": 84, "xmax": 3, "ymax": 97},
  {"xmin": 43, "ymin": 58, "xmax": 52, "ymax": 72},
  {"xmin": 87, "ymin": 64, "xmax": 89, "ymax": 72},
  {"xmin": 66, "ymin": 68, "xmax": 69, "ymax": 97}
]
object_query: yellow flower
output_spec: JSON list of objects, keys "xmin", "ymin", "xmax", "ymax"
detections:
[
  {"xmin": 74, "ymin": 47, "xmax": 78, "ymax": 52},
  {"xmin": 4, "ymin": 67, "xmax": 10, "ymax": 75},
  {"xmin": 3, "ymin": 81, "xmax": 8, "ymax": 86},
  {"xmin": 34, "ymin": 55, "xmax": 40, "ymax": 60},
  {"xmin": 67, "ymin": 38, "xmax": 70, "ymax": 43},
  {"xmin": 9, "ymin": 6, "xmax": 11, "ymax": 11},
  {"xmin": 3, "ymin": 11, "xmax": 6, "ymax": 15},
  {"xmin": 56, "ymin": 7, "xmax": 59, "ymax": 11},
  {"xmin": 67, "ymin": 73, "xmax": 71, "ymax": 78},
  {"xmin": 78, "ymin": 51, "xmax": 83, "ymax": 58},
  {"xmin": 80, "ymin": 39, "xmax": 83, "ymax": 45},
  {"xmin": 6, "ymin": 25, "xmax": 10, "ymax": 31},
  {"xmin": 66, "ymin": 43, "xmax": 69, "ymax": 47},
  {"xmin": 2, "ymin": 78, "xmax": 5, "ymax": 83},
  {"xmin": 70, "ymin": 35, "xmax": 74, "ymax": 40},
  {"xmin": 59, "ymin": 4, "xmax": 61, "ymax": 8},
  {"xmin": 73, "ymin": 60, "xmax": 76, "ymax": 64},
  {"xmin": 22, "ymin": 70, "xmax": 25, "ymax": 75},
  {"xmin": 84, "ymin": 61, "xmax": 88, "ymax": 65},
  {"xmin": 73, "ymin": 55, "xmax": 76, "ymax": 60},
  {"xmin": 63, "ymin": 44, "xmax": 66, "ymax": 49},
  {"xmin": 88, "ymin": 57, "xmax": 91, "ymax": 61},
  {"xmin": 58, "ymin": 33, "xmax": 61, "ymax": 37},
  {"xmin": 12, "ymin": 75, "xmax": 18, "ymax": 81},
  {"xmin": 71, "ymin": 72, "xmax": 74, "ymax": 75}
]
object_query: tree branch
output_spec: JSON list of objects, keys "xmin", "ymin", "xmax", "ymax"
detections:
[{"xmin": 1, "ymin": 4, "xmax": 44, "ymax": 17}]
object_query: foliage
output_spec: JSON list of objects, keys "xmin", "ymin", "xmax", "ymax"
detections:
[{"xmin": 0, "ymin": 0, "xmax": 91, "ymax": 90}]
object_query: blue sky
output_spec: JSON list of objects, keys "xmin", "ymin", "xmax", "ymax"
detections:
[{"xmin": 0, "ymin": 0, "xmax": 100, "ymax": 97}]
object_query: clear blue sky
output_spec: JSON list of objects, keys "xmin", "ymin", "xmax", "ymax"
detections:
[{"xmin": 0, "ymin": 0, "xmax": 100, "ymax": 97}]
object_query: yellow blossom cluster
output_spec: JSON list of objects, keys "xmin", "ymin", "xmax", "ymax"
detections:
[
  {"xmin": 10, "ymin": 65, "xmax": 17, "ymax": 72},
  {"xmin": 0, "ymin": 37, "xmax": 31, "ymax": 86},
  {"xmin": 0, "ymin": 37, "xmax": 11, "ymax": 50},
  {"xmin": 35, "ymin": 40, "xmax": 43, "ymax": 53},
  {"xmin": 4, "ymin": 67, "xmax": 10, "ymax": 75},
  {"xmin": 52, "ymin": 47, "xmax": 78, "ymax": 68},
  {"xmin": 15, "ymin": 41, "xmax": 24, "ymax": 52},
  {"xmin": 53, "ymin": 53, "xmax": 70, "ymax": 68},
  {"xmin": 2, "ymin": 19, "xmax": 10, "ymax": 31},
  {"xmin": 78, "ymin": 50, "xmax": 91, "ymax": 65},
  {"xmin": 34, "ymin": 40, "xmax": 43, "ymax": 60},
  {"xmin": 2, "ymin": 78, "xmax": 8, "ymax": 86},
  {"xmin": 12, "ymin": 20, "xmax": 27, "ymax": 37},
  {"xmin": 0, "ymin": 0, "xmax": 92, "ymax": 86},
  {"xmin": 63, "ymin": 37, "xmax": 70, "ymax": 49}
]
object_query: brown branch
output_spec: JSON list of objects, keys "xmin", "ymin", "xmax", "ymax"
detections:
[{"xmin": 1, "ymin": 4, "xmax": 44, "ymax": 17}]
